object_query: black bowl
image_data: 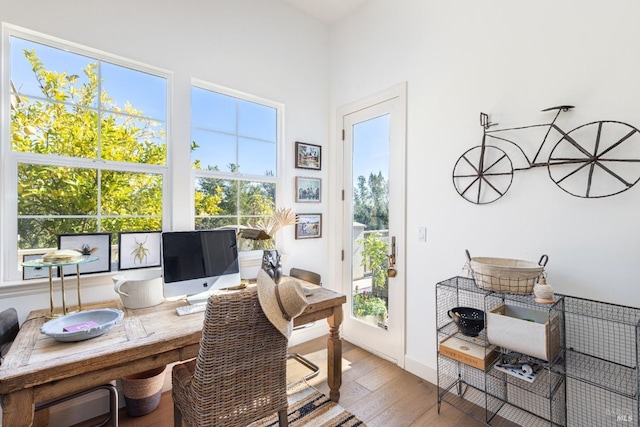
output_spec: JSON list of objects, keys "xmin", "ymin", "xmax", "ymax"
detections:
[{"xmin": 447, "ymin": 306, "xmax": 485, "ymax": 337}]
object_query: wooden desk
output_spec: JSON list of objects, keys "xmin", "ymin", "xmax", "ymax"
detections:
[{"xmin": 0, "ymin": 285, "xmax": 346, "ymax": 426}]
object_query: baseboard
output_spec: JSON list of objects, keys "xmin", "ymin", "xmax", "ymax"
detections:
[{"xmin": 404, "ymin": 354, "xmax": 437, "ymax": 385}]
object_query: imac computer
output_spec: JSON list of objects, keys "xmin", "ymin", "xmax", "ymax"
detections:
[{"xmin": 161, "ymin": 229, "xmax": 241, "ymax": 302}]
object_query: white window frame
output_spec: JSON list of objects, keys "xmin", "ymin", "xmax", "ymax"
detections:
[
  {"xmin": 189, "ymin": 79, "xmax": 285, "ymax": 260},
  {"xmin": 1, "ymin": 23, "xmax": 172, "ymax": 284}
]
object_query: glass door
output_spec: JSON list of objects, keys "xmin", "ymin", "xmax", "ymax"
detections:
[{"xmin": 340, "ymin": 85, "xmax": 406, "ymax": 364}]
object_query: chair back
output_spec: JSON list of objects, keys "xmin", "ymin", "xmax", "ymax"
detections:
[
  {"xmin": 188, "ymin": 287, "xmax": 288, "ymax": 425},
  {"xmin": 289, "ymin": 268, "xmax": 321, "ymax": 286},
  {"xmin": 0, "ymin": 308, "xmax": 19, "ymax": 363}
]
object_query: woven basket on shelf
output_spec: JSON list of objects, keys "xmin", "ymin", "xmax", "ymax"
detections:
[{"xmin": 467, "ymin": 251, "xmax": 547, "ymax": 295}]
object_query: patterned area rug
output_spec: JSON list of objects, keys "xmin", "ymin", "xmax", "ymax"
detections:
[{"xmin": 249, "ymin": 382, "xmax": 365, "ymax": 427}]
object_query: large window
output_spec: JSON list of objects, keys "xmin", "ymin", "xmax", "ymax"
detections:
[
  {"xmin": 191, "ymin": 82, "xmax": 281, "ymax": 251},
  {"xmin": 5, "ymin": 27, "xmax": 169, "ymax": 280}
]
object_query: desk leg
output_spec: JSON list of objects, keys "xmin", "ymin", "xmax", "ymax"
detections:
[
  {"xmin": 326, "ymin": 306, "xmax": 343, "ymax": 402},
  {"xmin": 2, "ymin": 388, "xmax": 35, "ymax": 426}
]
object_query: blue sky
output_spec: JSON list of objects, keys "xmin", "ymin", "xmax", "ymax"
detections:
[
  {"xmin": 353, "ymin": 114, "xmax": 390, "ymax": 181},
  {"xmin": 11, "ymin": 37, "xmax": 166, "ymax": 120},
  {"xmin": 191, "ymin": 87, "xmax": 277, "ymax": 175}
]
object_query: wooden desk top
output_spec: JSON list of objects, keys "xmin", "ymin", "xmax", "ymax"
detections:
[{"xmin": 0, "ymin": 284, "xmax": 345, "ymax": 396}]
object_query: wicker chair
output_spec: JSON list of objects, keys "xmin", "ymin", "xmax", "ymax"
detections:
[{"xmin": 172, "ymin": 287, "xmax": 288, "ymax": 427}]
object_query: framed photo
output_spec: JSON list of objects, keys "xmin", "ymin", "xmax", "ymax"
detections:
[
  {"xmin": 295, "ymin": 141, "xmax": 322, "ymax": 170},
  {"xmin": 118, "ymin": 231, "xmax": 162, "ymax": 270},
  {"xmin": 295, "ymin": 176, "xmax": 321, "ymax": 203},
  {"xmin": 23, "ymin": 253, "xmax": 58, "ymax": 280},
  {"xmin": 58, "ymin": 233, "xmax": 111, "ymax": 276},
  {"xmin": 295, "ymin": 213, "xmax": 322, "ymax": 239}
]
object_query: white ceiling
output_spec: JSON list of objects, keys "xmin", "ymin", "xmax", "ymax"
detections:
[{"xmin": 283, "ymin": 0, "xmax": 369, "ymax": 25}]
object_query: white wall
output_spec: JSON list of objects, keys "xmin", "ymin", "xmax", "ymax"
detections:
[
  {"xmin": 0, "ymin": 0, "xmax": 331, "ymax": 322},
  {"xmin": 329, "ymin": 0, "xmax": 640, "ymax": 382}
]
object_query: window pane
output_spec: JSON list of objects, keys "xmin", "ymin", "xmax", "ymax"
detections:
[
  {"xmin": 194, "ymin": 217, "xmax": 237, "ymax": 230},
  {"xmin": 101, "ymin": 112, "xmax": 166, "ymax": 165},
  {"xmin": 101, "ymin": 62, "xmax": 167, "ymax": 120},
  {"xmin": 191, "ymin": 87, "xmax": 236, "ymax": 133},
  {"xmin": 238, "ymin": 100, "xmax": 276, "ymax": 141},
  {"xmin": 191, "ymin": 129, "xmax": 236, "ymax": 171},
  {"xmin": 194, "ymin": 180, "xmax": 275, "ymax": 223},
  {"xmin": 239, "ymin": 181, "xmax": 275, "ymax": 216},
  {"xmin": 18, "ymin": 164, "xmax": 98, "ymax": 215},
  {"xmin": 102, "ymin": 218, "xmax": 162, "ymax": 236},
  {"xmin": 18, "ymin": 218, "xmax": 97, "ymax": 250},
  {"xmin": 101, "ymin": 171, "xmax": 163, "ymax": 216},
  {"xmin": 12, "ymin": 101, "xmax": 99, "ymax": 158},
  {"xmin": 10, "ymin": 37, "xmax": 166, "ymax": 166},
  {"xmin": 9, "ymin": 32, "xmax": 168, "ymax": 277},
  {"xmin": 238, "ymin": 138, "xmax": 276, "ymax": 176},
  {"xmin": 191, "ymin": 85, "xmax": 279, "ymax": 253},
  {"xmin": 10, "ymin": 37, "xmax": 96, "ymax": 106},
  {"xmin": 195, "ymin": 178, "xmax": 237, "ymax": 216}
]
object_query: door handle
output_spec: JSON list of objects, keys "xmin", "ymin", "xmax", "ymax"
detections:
[{"xmin": 387, "ymin": 236, "xmax": 397, "ymax": 278}]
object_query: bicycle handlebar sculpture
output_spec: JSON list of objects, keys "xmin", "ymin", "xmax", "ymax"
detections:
[{"xmin": 452, "ymin": 105, "xmax": 640, "ymax": 204}]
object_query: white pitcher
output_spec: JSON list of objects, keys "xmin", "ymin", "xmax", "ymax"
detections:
[{"xmin": 113, "ymin": 269, "xmax": 164, "ymax": 309}]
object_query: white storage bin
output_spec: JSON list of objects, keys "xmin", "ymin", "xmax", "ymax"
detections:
[{"xmin": 487, "ymin": 304, "xmax": 560, "ymax": 361}]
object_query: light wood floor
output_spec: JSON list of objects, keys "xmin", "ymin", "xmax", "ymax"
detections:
[{"xmin": 110, "ymin": 336, "xmax": 494, "ymax": 427}]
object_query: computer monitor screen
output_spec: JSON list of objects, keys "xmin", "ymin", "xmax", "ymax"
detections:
[{"xmin": 161, "ymin": 229, "xmax": 240, "ymax": 298}]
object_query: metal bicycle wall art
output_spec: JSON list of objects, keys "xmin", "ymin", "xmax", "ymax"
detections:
[{"xmin": 452, "ymin": 105, "xmax": 640, "ymax": 204}]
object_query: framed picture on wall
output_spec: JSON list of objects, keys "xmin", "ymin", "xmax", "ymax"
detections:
[
  {"xmin": 22, "ymin": 254, "xmax": 57, "ymax": 280},
  {"xmin": 295, "ymin": 141, "xmax": 321, "ymax": 170},
  {"xmin": 295, "ymin": 213, "xmax": 322, "ymax": 239},
  {"xmin": 295, "ymin": 176, "xmax": 321, "ymax": 203},
  {"xmin": 58, "ymin": 233, "xmax": 111, "ymax": 276},
  {"xmin": 118, "ymin": 231, "xmax": 162, "ymax": 270}
]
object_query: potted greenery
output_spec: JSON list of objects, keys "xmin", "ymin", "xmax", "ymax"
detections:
[
  {"xmin": 358, "ymin": 233, "xmax": 389, "ymax": 290},
  {"xmin": 353, "ymin": 291, "xmax": 388, "ymax": 322}
]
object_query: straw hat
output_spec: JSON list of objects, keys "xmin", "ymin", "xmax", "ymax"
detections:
[{"xmin": 257, "ymin": 269, "xmax": 308, "ymax": 338}]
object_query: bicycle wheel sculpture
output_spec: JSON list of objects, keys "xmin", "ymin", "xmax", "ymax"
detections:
[
  {"xmin": 548, "ymin": 121, "xmax": 640, "ymax": 198},
  {"xmin": 452, "ymin": 143, "xmax": 514, "ymax": 204}
]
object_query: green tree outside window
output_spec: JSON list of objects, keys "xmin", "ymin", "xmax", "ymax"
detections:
[{"xmin": 12, "ymin": 45, "xmax": 165, "ymax": 250}]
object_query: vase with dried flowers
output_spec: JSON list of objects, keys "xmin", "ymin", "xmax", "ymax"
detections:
[{"xmin": 237, "ymin": 208, "xmax": 298, "ymax": 283}]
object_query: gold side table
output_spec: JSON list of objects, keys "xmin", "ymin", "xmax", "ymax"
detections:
[{"xmin": 22, "ymin": 257, "xmax": 98, "ymax": 318}]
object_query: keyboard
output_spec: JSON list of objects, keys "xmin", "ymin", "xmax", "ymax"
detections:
[{"xmin": 176, "ymin": 302, "xmax": 207, "ymax": 316}]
